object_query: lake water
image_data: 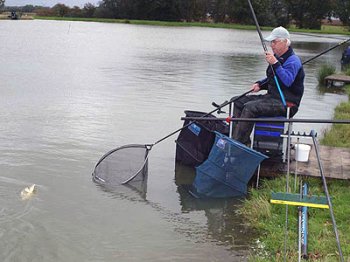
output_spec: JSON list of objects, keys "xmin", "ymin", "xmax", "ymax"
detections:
[{"xmin": 0, "ymin": 20, "xmax": 347, "ymax": 261}]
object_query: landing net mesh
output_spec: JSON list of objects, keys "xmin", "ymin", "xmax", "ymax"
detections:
[{"xmin": 92, "ymin": 144, "xmax": 149, "ymax": 186}]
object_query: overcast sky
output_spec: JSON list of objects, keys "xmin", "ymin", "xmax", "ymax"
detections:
[{"xmin": 6, "ymin": 0, "xmax": 100, "ymax": 7}]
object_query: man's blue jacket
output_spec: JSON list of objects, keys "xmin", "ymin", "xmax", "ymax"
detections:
[{"xmin": 258, "ymin": 47, "xmax": 305, "ymax": 107}]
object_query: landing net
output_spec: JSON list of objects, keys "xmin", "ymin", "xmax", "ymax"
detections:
[{"xmin": 92, "ymin": 144, "xmax": 150, "ymax": 186}]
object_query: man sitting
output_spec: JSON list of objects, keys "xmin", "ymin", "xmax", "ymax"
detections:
[{"xmin": 232, "ymin": 26, "xmax": 305, "ymax": 145}]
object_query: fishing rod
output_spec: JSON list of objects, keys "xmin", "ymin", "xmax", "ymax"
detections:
[
  {"xmin": 247, "ymin": 0, "xmax": 286, "ymax": 107},
  {"xmin": 181, "ymin": 116, "xmax": 350, "ymax": 124},
  {"xmin": 293, "ymin": 32, "xmax": 346, "ymax": 41},
  {"xmin": 152, "ymin": 89, "xmax": 252, "ymax": 146},
  {"xmin": 302, "ymin": 38, "xmax": 350, "ymax": 65}
]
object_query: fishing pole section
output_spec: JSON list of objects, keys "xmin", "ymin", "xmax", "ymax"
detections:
[
  {"xmin": 303, "ymin": 38, "xmax": 350, "ymax": 65},
  {"xmin": 247, "ymin": 0, "xmax": 286, "ymax": 107}
]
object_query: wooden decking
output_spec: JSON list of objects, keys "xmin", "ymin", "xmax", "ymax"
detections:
[
  {"xmin": 294, "ymin": 145, "xmax": 350, "ymax": 180},
  {"xmin": 324, "ymin": 74, "xmax": 350, "ymax": 88},
  {"xmin": 259, "ymin": 145, "xmax": 350, "ymax": 180}
]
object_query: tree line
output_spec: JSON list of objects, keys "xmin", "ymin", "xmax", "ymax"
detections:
[{"xmin": 2, "ymin": 0, "xmax": 350, "ymax": 30}]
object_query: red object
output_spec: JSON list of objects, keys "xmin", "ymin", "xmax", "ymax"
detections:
[{"xmin": 286, "ymin": 101, "xmax": 296, "ymax": 108}]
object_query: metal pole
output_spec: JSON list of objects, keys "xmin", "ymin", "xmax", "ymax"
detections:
[
  {"xmin": 301, "ymin": 183, "xmax": 309, "ymax": 259},
  {"xmin": 310, "ymin": 130, "xmax": 344, "ymax": 262},
  {"xmin": 181, "ymin": 117, "xmax": 350, "ymax": 124},
  {"xmin": 229, "ymin": 101, "xmax": 234, "ymax": 138},
  {"xmin": 294, "ymin": 137, "xmax": 300, "ymax": 192},
  {"xmin": 283, "ymin": 107, "xmax": 292, "ymax": 262},
  {"xmin": 298, "ymin": 180, "xmax": 303, "ymax": 262}
]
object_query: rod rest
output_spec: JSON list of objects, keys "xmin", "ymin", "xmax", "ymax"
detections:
[
  {"xmin": 280, "ymin": 131, "xmax": 318, "ymax": 138},
  {"xmin": 211, "ymin": 101, "xmax": 228, "ymax": 114}
]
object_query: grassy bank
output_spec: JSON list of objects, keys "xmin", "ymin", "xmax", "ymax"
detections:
[
  {"xmin": 242, "ymin": 86, "xmax": 350, "ymax": 261},
  {"xmin": 34, "ymin": 16, "xmax": 258, "ymax": 30},
  {"xmin": 242, "ymin": 177, "xmax": 350, "ymax": 261},
  {"xmin": 34, "ymin": 16, "xmax": 350, "ymax": 35},
  {"xmin": 322, "ymin": 87, "xmax": 350, "ymax": 147}
]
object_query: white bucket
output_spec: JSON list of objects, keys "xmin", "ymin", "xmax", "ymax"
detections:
[{"xmin": 295, "ymin": 144, "xmax": 311, "ymax": 162}]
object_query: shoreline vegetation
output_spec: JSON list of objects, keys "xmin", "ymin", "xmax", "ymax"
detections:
[
  {"xmin": 29, "ymin": 16, "xmax": 350, "ymax": 260},
  {"xmin": 34, "ymin": 16, "xmax": 350, "ymax": 35},
  {"xmin": 243, "ymin": 86, "xmax": 350, "ymax": 261}
]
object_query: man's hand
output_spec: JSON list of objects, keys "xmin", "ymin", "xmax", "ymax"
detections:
[
  {"xmin": 252, "ymin": 83, "xmax": 260, "ymax": 92},
  {"xmin": 265, "ymin": 52, "xmax": 278, "ymax": 65}
]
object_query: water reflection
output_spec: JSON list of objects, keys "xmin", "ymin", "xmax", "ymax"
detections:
[
  {"xmin": 96, "ymin": 165, "xmax": 235, "ymax": 261},
  {"xmin": 317, "ymin": 85, "xmax": 348, "ymax": 95},
  {"xmin": 94, "ymin": 176, "xmax": 148, "ymax": 202},
  {"xmin": 175, "ymin": 163, "xmax": 255, "ymax": 252}
]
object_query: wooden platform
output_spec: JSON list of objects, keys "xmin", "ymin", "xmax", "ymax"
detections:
[
  {"xmin": 295, "ymin": 145, "xmax": 350, "ymax": 180},
  {"xmin": 259, "ymin": 145, "xmax": 350, "ymax": 180},
  {"xmin": 324, "ymin": 74, "xmax": 350, "ymax": 88}
]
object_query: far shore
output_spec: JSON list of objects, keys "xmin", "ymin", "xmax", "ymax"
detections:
[
  {"xmin": 0, "ymin": 12, "xmax": 34, "ymax": 20},
  {"xmin": 34, "ymin": 16, "xmax": 350, "ymax": 35}
]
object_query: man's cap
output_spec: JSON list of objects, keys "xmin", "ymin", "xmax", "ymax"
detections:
[{"xmin": 264, "ymin": 26, "xmax": 290, "ymax": 42}]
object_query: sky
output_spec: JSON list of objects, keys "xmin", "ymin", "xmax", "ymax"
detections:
[{"xmin": 5, "ymin": 0, "xmax": 100, "ymax": 7}]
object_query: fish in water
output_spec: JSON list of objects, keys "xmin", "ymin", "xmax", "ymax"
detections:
[{"xmin": 20, "ymin": 184, "xmax": 36, "ymax": 200}]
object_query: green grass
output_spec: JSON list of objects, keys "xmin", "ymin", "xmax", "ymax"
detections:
[
  {"xmin": 321, "ymin": 86, "xmax": 350, "ymax": 147},
  {"xmin": 343, "ymin": 67, "xmax": 350, "ymax": 76},
  {"xmin": 34, "ymin": 16, "xmax": 350, "ymax": 35},
  {"xmin": 317, "ymin": 64, "xmax": 336, "ymax": 86},
  {"xmin": 290, "ymin": 24, "xmax": 350, "ymax": 35},
  {"xmin": 243, "ymin": 86, "xmax": 350, "ymax": 261},
  {"xmin": 34, "ymin": 16, "xmax": 258, "ymax": 29},
  {"xmin": 242, "ymin": 177, "xmax": 350, "ymax": 261}
]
